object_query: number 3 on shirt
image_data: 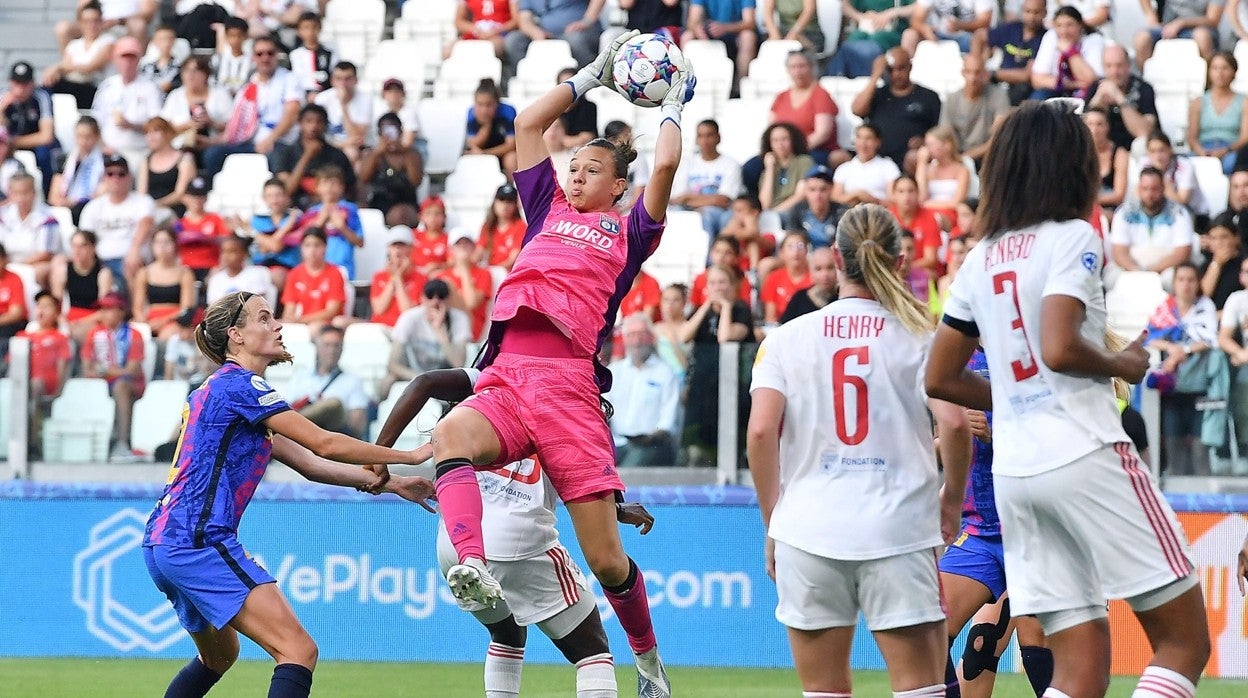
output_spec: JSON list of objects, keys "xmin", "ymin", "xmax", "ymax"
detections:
[
  {"xmin": 831, "ymin": 347, "xmax": 869, "ymax": 445},
  {"xmin": 992, "ymin": 271, "xmax": 1039, "ymax": 381}
]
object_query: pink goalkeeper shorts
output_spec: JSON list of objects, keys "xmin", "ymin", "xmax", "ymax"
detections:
[{"xmin": 459, "ymin": 352, "xmax": 623, "ymax": 502}]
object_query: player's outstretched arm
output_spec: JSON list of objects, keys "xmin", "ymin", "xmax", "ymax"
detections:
[
  {"xmin": 266, "ymin": 409, "xmax": 423, "ymax": 466},
  {"xmin": 642, "ymin": 60, "xmax": 695, "ymax": 222},
  {"xmin": 926, "ymin": 323, "xmax": 992, "ymax": 410},
  {"xmin": 375, "ymin": 368, "xmax": 474, "ymax": 448},
  {"xmin": 272, "ymin": 433, "xmax": 387, "ymax": 491}
]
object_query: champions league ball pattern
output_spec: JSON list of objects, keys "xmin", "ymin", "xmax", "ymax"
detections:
[{"xmin": 612, "ymin": 33, "xmax": 683, "ymax": 108}]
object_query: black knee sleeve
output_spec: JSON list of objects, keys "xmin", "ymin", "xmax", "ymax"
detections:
[{"xmin": 961, "ymin": 598, "xmax": 1011, "ymax": 681}]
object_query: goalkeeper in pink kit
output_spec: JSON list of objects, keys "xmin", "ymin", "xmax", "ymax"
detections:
[{"xmin": 430, "ymin": 31, "xmax": 693, "ymax": 698}]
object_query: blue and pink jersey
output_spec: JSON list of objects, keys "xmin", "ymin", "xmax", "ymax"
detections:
[
  {"xmin": 478, "ymin": 158, "xmax": 666, "ymax": 392},
  {"xmin": 961, "ymin": 349, "xmax": 1000, "ymax": 537},
  {"xmin": 144, "ymin": 362, "xmax": 291, "ymax": 549}
]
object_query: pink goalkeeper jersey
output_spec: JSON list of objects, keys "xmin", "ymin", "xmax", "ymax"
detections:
[{"xmin": 480, "ymin": 158, "xmax": 666, "ymax": 392}]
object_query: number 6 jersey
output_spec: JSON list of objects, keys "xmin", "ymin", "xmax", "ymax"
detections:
[
  {"xmin": 751, "ymin": 297, "xmax": 941, "ymax": 561},
  {"xmin": 942, "ymin": 219, "xmax": 1129, "ymax": 478}
]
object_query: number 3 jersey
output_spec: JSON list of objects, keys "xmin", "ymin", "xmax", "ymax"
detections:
[
  {"xmin": 942, "ymin": 219, "xmax": 1128, "ymax": 478},
  {"xmin": 751, "ymin": 297, "xmax": 941, "ymax": 561}
]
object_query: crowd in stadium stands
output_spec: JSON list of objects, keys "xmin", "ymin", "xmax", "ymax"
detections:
[{"xmin": 5, "ymin": 0, "xmax": 1248, "ymax": 475}]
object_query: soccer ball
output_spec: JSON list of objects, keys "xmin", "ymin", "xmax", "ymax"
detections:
[{"xmin": 611, "ymin": 33, "xmax": 684, "ymax": 108}]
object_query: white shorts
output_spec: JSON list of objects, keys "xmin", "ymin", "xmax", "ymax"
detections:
[
  {"xmin": 995, "ymin": 443, "xmax": 1195, "ymax": 622},
  {"xmin": 438, "ymin": 536, "xmax": 592, "ymax": 631},
  {"xmin": 773, "ymin": 541, "xmax": 946, "ymax": 632}
]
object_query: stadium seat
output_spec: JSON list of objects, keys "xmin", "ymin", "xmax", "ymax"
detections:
[
  {"xmin": 716, "ymin": 98, "xmax": 770, "ymax": 164},
  {"xmin": 1143, "ymin": 39, "xmax": 1206, "ymax": 99},
  {"xmin": 642, "ymin": 210, "xmax": 711, "ymax": 289},
  {"xmin": 48, "ymin": 206, "xmax": 75, "ymax": 251},
  {"xmin": 910, "ymin": 41, "xmax": 965, "ymax": 98},
  {"xmin": 12, "ymin": 151, "xmax": 44, "ymax": 199},
  {"xmin": 1107, "ymin": 271, "xmax": 1167, "ymax": 339},
  {"xmin": 434, "ymin": 41, "xmax": 503, "ymax": 98},
  {"xmin": 814, "ymin": 0, "xmax": 843, "ymax": 56},
  {"xmin": 354, "ymin": 208, "xmax": 389, "ymax": 283},
  {"xmin": 51, "ymin": 92, "xmax": 80, "ymax": 153},
  {"xmin": 129, "ymin": 322, "xmax": 158, "ymax": 381},
  {"xmin": 443, "ymin": 155, "xmax": 507, "ymax": 213},
  {"xmin": 340, "ymin": 322, "xmax": 392, "ymax": 397},
  {"xmin": 369, "ymin": 386, "xmax": 443, "ymax": 451},
  {"xmin": 323, "ymin": 0, "xmax": 387, "ymax": 65},
  {"xmin": 269, "ymin": 324, "xmax": 314, "ymax": 384},
  {"xmin": 130, "ymin": 379, "xmax": 189, "ymax": 457},
  {"xmin": 43, "ymin": 378, "xmax": 114, "ymax": 462},
  {"xmin": 1234, "ymin": 40, "xmax": 1248, "ymax": 94},
  {"xmin": 1154, "ymin": 93, "xmax": 1190, "ymax": 148},
  {"xmin": 740, "ymin": 39, "xmax": 803, "ymax": 101},
  {"xmin": 512, "ymin": 40, "xmax": 576, "ymax": 99},
  {"xmin": 362, "ymin": 40, "xmax": 429, "ymax": 96},
  {"xmin": 417, "ymin": 97, "xmax": 472, "ymax": 175},
  {"xmin": 589, "ymin": 88, "xmax": 638, "ymax": 134},
  {"xmin": 1192, "ymin": 156, "xmax": 1229, "ymax": 217},
  {"xmin": 680, "ymin": 41, "xmax": 735, "ymax": 106}
]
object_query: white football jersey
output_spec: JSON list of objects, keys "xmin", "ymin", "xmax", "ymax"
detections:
[
  {"xmin": 943, "ymin": 219, "xmax": 1128, "ymax": 477},
  {"xmin": 751, "ymin": 297, "xmax": 942, "ymax": 561},
  {"xmin": 436, "ymin": 370, "xmax": 560, "ymax": 561}
]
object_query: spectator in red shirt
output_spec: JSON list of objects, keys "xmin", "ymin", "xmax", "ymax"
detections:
[
  {"xmin": 761, "ymin": 231, "xmax": 812, "ymax": 325},
  {"xmin": 455, "ymin": 0, "xmax": 518, "ymax": 59},
  {"xmin": 411, "ymin": 197, "xmax": 450, "ymax": 277},
  {"xmin": 174, "ymin": 175, "xmax": 232, "ymax": 280},
  {"xmin": 691, "ymin": 236, "xmax": 754, "ymax": 306},
  {"xmin": 620, "ymin": 270, "xmax": 663, "ymax": 323},
  {"xmin": 16, "ymin": 290, "xmax": 72, "ymax": 452},
  {"xmin": 132, "ymin": 228, "xmax": 196, "ymax": 342},
  {"xmin": 475, "ymin": 183, "xmax": 525, "ymax": 270},
  {"xmin": 438, "ymin": 231, "xmax": 494, "ymax": 340},
  {"xmin": 887, "ymin": 174, "xmax": 944, "ymax": 275},
  {"xmin": 0, "ymin": 242, "xmax": 28, "ymax": 363},
  {"xmin": 369, "ymin": 225, "xmax": 427, "ymax": 328},
  {"xmin": 281, "ymin": 228, "xmax": 347, "ymax": 332},
  {"xmin": 81, "ymin": 291, "xmax": 145, "ymax": 461}
]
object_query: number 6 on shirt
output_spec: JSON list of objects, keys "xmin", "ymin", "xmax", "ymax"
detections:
[{"xmin": 832, "ymin": 347, "xmax": 869, "ymax": 445}]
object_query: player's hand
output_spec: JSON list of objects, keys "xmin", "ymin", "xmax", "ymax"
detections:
[
  {"xmin": 407, "ymin": 443, "xmax": 434, "ymax": 465},
  {"xmin": 386, "ymin": 475, "xmax": 438, "ymax": 513},
  {"xmin": 358, "ymin": 463, "xmax": 390, "ymax": 494},
  {"xmin": 939, "ymin": 484, "xmax": 962, "ymax": 545},
  {"xmin": 764, "ymin": 536, "xmax": 776, "ymax": 581},
  {"xmin": 967, "ymin": 410, "xmax": 991, "ymax": 443},
  {"xmin": 616, "ymin": 502, "xmax": 655, "ymax": 534},
  {"xmin": 1115, "ymin": 331, "xmax": 1151, "ymax": 384},
  {"xmin": 573, "ymin": 29, "xmax": 640, "ymax": 98}
]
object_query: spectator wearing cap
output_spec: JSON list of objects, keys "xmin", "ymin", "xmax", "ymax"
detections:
[
  {"xmin": 1111, "ymin": 167, "xmax": 1197, "ymax": 278},
  {"xmin": 475, "ymin": 184, "xmax": 525, "ymax": 271},
  {"xmin": 379, "ymin": 79, "xmax": 427, "ymax": 164},
  {"xmin": 314, "ymin": 61, "xmax": 372, "ymax": 168},
  {"xmin": 285, "ymin": 324, "xmax": 372, "ymax": 439},
  {"xmin": 202, "ymin": 35, "xmax": 302, "ymax": 180},
  {"xmin": 381, "ymin": 278, "xmax": 473, "ymax": 396},
  {"xmin": 605, "ymin": 312, "xmax": 681, "ymax": 467},
  {"xmin": 205, "ymin": 235, "xmax": 275, "ymax": 305},
  {"xmin": 851, "ymin": 47, "xmax": 941, "ymax": 172},
  {"xmin": 131, "ymin": 227, "xmax": 196, "ymax": 343},
  {"xmin": 0, "ymin": 61, "xmax": 61, "ymax": 194},
  {"xmin": 238, "ymin": 177, "xmax": 302, "ymax": 294},
  {"xmin": 0, "ymin": 172, "xmax": 62, "ymax": 287},
  {"xmin": 832, "ymin": 123, "xmax": 901, "ymax": 206},
  {"xmin": 455, "ymin": 0, "xmax": 519, "ymax": 59},
  {"xmin": 292, "ymin": 165, "xmax": 363, "ymax": 279},
  {"xmin": 272, "ymin": 103, "xmax": 357, "ymax": 211},
  {"xmin": 173, "ymin": 174, "xmax": 232, "ymax": 280},
  {"xmin": 506, "ymin": 0, "xmax": 603, "ymax": 72},
  {"xmin": 44, "ymin": 1, "xmax": 115, "ymax": 110},
  {"xmin": 137, "ymin": 117, "xmax": 196, "ymax": 222},
  {"xmin": 48, "ymin": 115, "xmax": 105, "ymax": 222},
  {"xmin": 77, "ymin": 154, "xmax": 155, "ymax": 287},
  {"xmin": 361, "ymin": 112, "xmax": 422, "ymax": 222},
  {"xmin": 91, "ymin": 36, "xmax": 165, "ymax": 164},
  {"xmin": 412, "ymin": 198, "xmax": 450, "ymax": 277},
  {"xmin": 785, "ymin": 165, "xmax": 839, "ymax": 248},
  {"xmin": 369, "ymin": 226, "xmax": 427, "ymax": 328},
  {"xmin": 670, "ymin": 119, "xmax": 742, "ymax": 239},
  {"xmin": 0, "ymin": 242, "xmax": 27, "ymax": 365},
  {"xmin": 438, "ymin": 229, "xmax": 494, "ymax": 340},
  {"xmin": 281, "ymin": 227, "xmax": 348, "ymax": 332},
  {"xmin": 80, "ymin": 289, "xmax": 146, "ymax": 461},
  {"xmin": 940, "ymin": 53, "xmax": 1010, "ymax": 165}
]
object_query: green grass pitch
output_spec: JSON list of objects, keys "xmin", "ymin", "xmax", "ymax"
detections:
[{"xmin": 3, "ymin": 659, "xmax": 1247, "ymax": 696}]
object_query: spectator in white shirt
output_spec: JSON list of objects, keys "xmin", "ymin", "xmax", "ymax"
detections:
[
  {"xmin": 45, "ymin": 2, "xmax": 115, "ymax": 109},
  {"xmin": 670, "ymin": 119, "xmax": 743, "ymax": 239},
  {"xmin": 205, "ymin": 235, "xmax": 277, "ymax": 305},
  {"xmin": 212, "ymin": 17, "xmax": 254, "ymax": 96},
  {"xmin": 285, "ymin": 324, "xmax": 372, "ymax": 439},
  {"xmin": 161, "ymin": 56, "xmax": 233, "ymax": 155},
  {"xmin": 832, "ymin": 123, "xmax": 901, "ymax": 206},
  {"xmin": 91, "ymin": 36, "xmax": 164, "ymax": 164},
  {"xmin": 381, "ymin": 278, "xmax": 473, "ymax": 397},
  {"xmin": 0, "ymin": 173, "xmax": 61, "ymax": 286},
  {"xmin": 77, "ymin": 153, "xmax": 155, "ymax": 289},
  {"xmin": 606, "ymin": 313, "xmax": 682, "ymax": 467},
  {"xmin": 1111, "ymin": 167, "xmax": 1196, "ymax": 277},
  {"xmin": 314, "ymin": 61, "xmax": 372, "ymax": 168},
  {"xmin": 902, "ymin": 0, "xmax": 993, "ymax": 54}
]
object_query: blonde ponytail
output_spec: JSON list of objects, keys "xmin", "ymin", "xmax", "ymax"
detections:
[
  {"xmin": 836, "ymin": 204, "xmax": 934, "ymax": 336},
  {"xmin": 1104, "ymin": 328, "xmax": 1131, "ymax": 401}
]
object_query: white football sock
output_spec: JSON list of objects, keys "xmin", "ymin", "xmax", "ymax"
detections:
[
  {"xmin": 576, "ymin": 652, "xmax": 616, "ymax": 698},
  {"xmin": 484, "ymin": 642, "xmax": 524, "ymax": 698}
]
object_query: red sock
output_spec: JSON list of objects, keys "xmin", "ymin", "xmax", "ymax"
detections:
[
  {"xmin": 602, "ymin": 559, "xmax": 656, "ymax": 655},
  {"xmin": 434, "ymin": 462, "xmax": 485, "ymax": 564}
]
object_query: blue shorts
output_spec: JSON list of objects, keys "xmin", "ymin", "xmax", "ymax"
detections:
[
  {"xmin": 935, "ymin": 30, "xmax": 974, "ymax": 53},
  {"xmin": 1147, "ymin": 26, "xmax": 1214, "ymax": 45},
  {"xmin": 939, "ymin": 531, "xmax": 1007, "ymax": 601},
  {"xmin": 144, "ymin": 538, "xmax": 275, "ymax": 633}
]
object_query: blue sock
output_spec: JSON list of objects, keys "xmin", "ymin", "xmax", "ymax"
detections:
[
  {"xmin": 944, "ymin": 645, "xmax": 962, "ymax": 697},
  {"xmin": 165, "ymin": 657, "xmax": 221, "ymax": 698},
  {"xmin": 1020, "ymin": 646, "xmax": 1053, "ymax": 696},
  {"xmin": 268, "ymin": 663, "xmax": 313, "ymax": 698}
]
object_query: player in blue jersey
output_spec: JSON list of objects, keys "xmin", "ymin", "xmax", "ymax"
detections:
[
  {"xmin": 142, "ymin": 291, "xmax": 436, "ymax": 698},
  {"xmin": 938, "ymin": 349, "xmax": 1053, "ymax": 698}
]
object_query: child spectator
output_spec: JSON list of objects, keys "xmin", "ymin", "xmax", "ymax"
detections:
[
  {"xmin": 296, "ymin": 166, "xmax": 363, "ymax": 279},
  {"xmin": 290, "ymin": 11, "xmax": 334, "ymax": 96},
  {"xmin": 761, "ymin": 231, "xmax": 812, "ymax": 325},
  {"xmin": 205, "ymin": 235, "xmax": 276, "ymax": 304},
  {"xmin": 0, "ymin": 242, "xmax": 27, "ymax": 363},
  {"xmin": 238, "ymin": 177, "xmax": 301, "ymax": 292},
  {"xmin": 132, "ymin": 228, "xmax": 196, "ymax": 342},
  {"xmin": 887, "ymin": 174, "xmax": 943, "ymax": 275},
  {"xmin": 411, "ymin": 197, "xmax": 450, "ymax": 277},
  {"xmin": 48, "ymin": 116, "xmax": 104, "ymax": 223},
  {"xmin": 691, "ymin": 236, "xmax": 755, "ymax": 306},
  {"xmin": 281, "ymin": 228, "xmax": 347, "ymax": 330},
  {"xmin": 721, "ymin": 194, "xmax": 767, "ymax": 273},
  {"xmin": 16, "ymin": 291, "xmax": 72, "ymax": 453},
  {"xmin": 140, "ymin": 25, "xmax": 182, "ymax": 93},
  {"xmin": 438, "ymin": 231, "xmax": 494, "ymax": 340},
  {"xmin": 211, "ymin": 16, "xmax": 253, "ymax": 96},
  {"xmin": 474, "ymin": 183, "xmax": 524, "ymax": 270},
  {"xmin": 49, "ymin": 229, "xmax": 113, "ymax": 343},
  {"xmin": 369, "ymin": 226, "xmax": 427, "ymax": 327},
  {"xmin": 81, "ymin": 290, "xmax": 145, "ymax": 461},
  {"xmin": 465, "ymin": 78, "xmax": 517, "ymax": 180},
  {"xmin": 899, "ymin": 229, "xmax": 935, "ymax": 309},
  {"xmin": 173, "ymin": 175, "xmax": 231, "ymax": 279}
]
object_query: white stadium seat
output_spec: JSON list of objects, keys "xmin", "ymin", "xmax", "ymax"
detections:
[
  {"xmin": 340, "ymin": 322, "xmax": 393, "ymax": 398},
  {"xmin": 354, "ymin": 208, "xmax": 389, "ymax": 283},
  {"xmin": 716, "ymin": 98, "xmax": 770, "ymax": 164},
  {"xmin": 43, "ymin": 378, "xmax": 114, "ymax": 462},
  {"xmin": 1107, "ymin": 271, "xmax": 1168, "ymax": 340},
  {"xmin": 910, "ymin": 40, "xmax": 965, "ymax": 99},
  {"xmin": 1191, "ymin": 156, "xmax": 1229, "ymax": 218},
  {"xmin": 815, "ymin": 0, "xmax": 843, "ymax": 56},
  {"xmin": 128, "ymin": 322, "xmax": 158, "ymax": 381},
  {"xmin": 418, "ymin": 97, "xmax": 472, "ymax": 175},
  {"xmin": 1143, "ymin": 39, "xmax": 1206, "ymax": 99},
  {"xmin": 443, "ymin": 155, "xmax": 507, "ymax": 213},
  {"xmin": 434, "ymin": 41, "xmax": 503, "ymax": 98},
  {"xmin": 642, "ymin": 210, "xmax": 711, "ymax": 289},
  {"xmin": 740, "ymin": 39, "xmax": 803, "ymax": 101},
  {"xmin": 131, "ymin": 380, "xmax": 189, "ymax": 457},
  {"xmin": 51, "ymin": 92, "xmax": 80, "ymax": 153},
  {"xmin": 369, "ymin": 387, "xmax": 444, "ymax": 451},
  {"xmin": 512, "ymin": 40, "xmax": 576, "ymax": 98},
  {"xmin": 0, "ymin": 378, "xmax": 11, "ymax": 459}
]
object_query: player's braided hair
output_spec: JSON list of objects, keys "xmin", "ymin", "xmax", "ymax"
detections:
[
  {"xmin": 835, "ymin": 203, "xmax": 933, "ymax": 336},
  {"xmin": 195, "ymin": 291, "xmax": 293, "ymax": 367}
]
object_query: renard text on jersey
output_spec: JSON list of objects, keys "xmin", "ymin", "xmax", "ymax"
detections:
[{"xmin": 982, "ymin": 232, "xmax": 1036, "ymax": 270}]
